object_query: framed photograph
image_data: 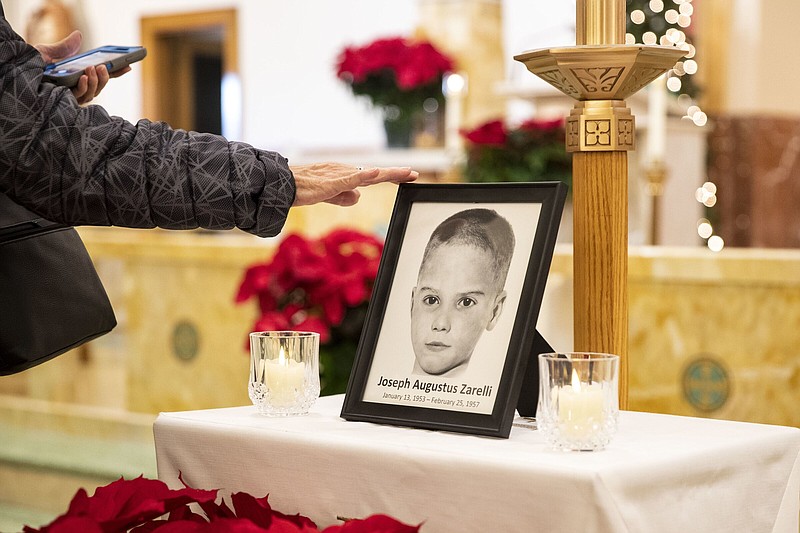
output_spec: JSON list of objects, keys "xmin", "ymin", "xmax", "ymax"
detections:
[{"xmin": 341, "ymin": 182, "xmax": 567, "ymax": 438}]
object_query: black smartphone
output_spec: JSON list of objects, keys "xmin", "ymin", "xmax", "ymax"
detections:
[{"xmin": 43, "ymin": 45, "xmax": 147, "ymax": 87}]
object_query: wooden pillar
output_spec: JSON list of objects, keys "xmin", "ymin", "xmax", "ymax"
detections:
[{"xmin": 572, "ymin": 152, "xmax": 628, "ymax": 408}]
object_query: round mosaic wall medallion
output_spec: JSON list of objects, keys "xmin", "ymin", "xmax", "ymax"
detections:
[
  {"xmin": 682, "ymin": 356, "xmax": 730, "ymax": 413},
  {"xmin": 172, "ymin": 320, "xmax": 200, "ymax": 362}
]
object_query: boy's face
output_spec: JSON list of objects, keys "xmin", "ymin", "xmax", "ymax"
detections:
[{"xmin": 410, "ymin": 243, "xmax": 506, "ymax": 375}]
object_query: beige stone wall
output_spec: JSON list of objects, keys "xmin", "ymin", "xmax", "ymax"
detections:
[
  {"xmin": 627, "ymin": 248, "xmax": 800, "ymax": 426},
  {"xmin": 546, "ymin": 247, "xmax": 800, "ymax": 427}
]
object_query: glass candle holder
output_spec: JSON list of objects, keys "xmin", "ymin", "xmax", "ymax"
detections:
[
  {"xmin": 249, "ymin": 331, "xmax": 320, "ymax": 416},
  {"xmin": 537, "ymin": 352, "xmax": 620, "ymax": 451}
]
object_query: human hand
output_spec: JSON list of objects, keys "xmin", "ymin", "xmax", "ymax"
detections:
[
  {"xmin": 290, "ymin": 163, "xmax": 418, "ymax": 207},
  {"xmin": 34, "ymin": 30, "xmax": 131, "ymax": 105}
]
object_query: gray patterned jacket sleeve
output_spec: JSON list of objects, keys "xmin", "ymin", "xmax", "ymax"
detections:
[{"xmin": 0, "ymin": 18, "xmax": 295, "ymax": 238}]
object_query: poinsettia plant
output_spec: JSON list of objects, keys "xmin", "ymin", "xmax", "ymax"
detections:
[
  {"xmin": 336, "ymin": 36, "xmax": 454, "ymax": 110},
  {"xmin": 236, "ymin": 229, "xmax": 383, "ymax": 395},
  {"xmin": 461, "ymin": 117, "xmax": 572, "ymax": 192},
  {"xmin": 23, "ymin": 475, "xmax": 420, "ymax": 532},
  {"xmin": 335, "ymin": 37, "xmax": 455, "ymax": 146}
]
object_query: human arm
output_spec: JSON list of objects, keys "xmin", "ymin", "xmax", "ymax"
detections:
[
  {"xmin": 0, "ymin": 17, "xmax": 294, "ymax": 237},
  {"xmin": 30, "ymin": 31, "xmax": 418, "ymax": 210}
]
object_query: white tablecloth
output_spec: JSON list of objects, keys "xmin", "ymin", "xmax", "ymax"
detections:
[{"xmin": 154, "ymin": 395, "xmax": 800, "ymax": 533}]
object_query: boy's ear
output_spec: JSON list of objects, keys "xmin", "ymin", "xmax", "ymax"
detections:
[
  {"xmin": 486, "ymin": 290, "xmax": 507, "ymax": 331},
  {"xmin": 410, "ymin": 287, "xmax": 417, "ymax": 314}
]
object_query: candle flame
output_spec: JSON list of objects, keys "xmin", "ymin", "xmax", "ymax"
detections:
[
  {"xmin": 571, "ymin": 369, "xmax": 581, "ymax": 392},
  {"xmin": 278, "ymin": 347, "xmax": 286, "ymax": 365}
]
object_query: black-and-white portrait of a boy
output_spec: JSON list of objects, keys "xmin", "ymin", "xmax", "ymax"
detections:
[
  {"xmin": 410, "ymin": 209, "xmax": 515, "ymax": 378},
  {"xmin": 362, "ymin": 201, "xmax": 541, "ymax": 415}
]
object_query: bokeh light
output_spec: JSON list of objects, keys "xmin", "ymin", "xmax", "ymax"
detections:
[
  {"xmin": 708, "ymin": 236, "xmax": 725, "ymax": 252},
  {"xmin": 665, "ymin": 9, "xmax": 679, "ymax": 24},
  {"xmin": 697, "ymin": 221, "xmax": 713, "ymax": 239}
]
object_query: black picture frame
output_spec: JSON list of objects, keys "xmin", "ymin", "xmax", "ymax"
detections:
[{"xmin": 341, "ymin": 182, "xmax": 567, "ymax": 438}]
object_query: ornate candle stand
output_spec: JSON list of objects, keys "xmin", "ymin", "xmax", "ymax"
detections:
[
  {"xmin": 644, "ymin": 161, "xmax": 668, "ymax": 245},
  {"xmin": 514, "ymin": 0, "xmax": 685, "ymax": 408}
]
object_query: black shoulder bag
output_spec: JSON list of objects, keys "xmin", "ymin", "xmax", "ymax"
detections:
[{"xmin": 0, "ymin": 192, "xmax": 117, "ymax": 375}]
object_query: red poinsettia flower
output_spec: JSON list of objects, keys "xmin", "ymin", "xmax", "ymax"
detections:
[
  {"xmin": 163, "ymin": 503, "xmax": 211, "ymax": 524},
  {"xmin": 26, "ymin": 476, "xmax": 424, "ymax": 533},
  {"xmin": 336, "ymin": 37, "xmax": 452, "ymax": 91},
  {"xmin": 243, "ymin": 311, "xmax": 295, "ymax": 352},
  {"xmin": 518, "ymin": 117, "xmax": 564, "ymax": 132},
  {"xmin": 142, "ymin": 519, "xmax": 271, "ymax": 532},
  {"xmin": 292, "ymin": 314, "xmax": 332, "ymax": 344},
  {"xmin": 235, "ymin": 264, "xmax": 273, "ymax": 304},
  {"xmin": 336, "ymin": 38, "xmax": 406, "ymax": 84},
  {"xmin": 322, "ymin": 229, "xmax": 383, "ymax": 279},
  {"xmin": 318, "ymin": 229, "xmax": 383, "ymax": 311},
  {"xmin": 309, "ymin": 270, "xmax": 367, "ymax": 318},
  {"xmin": 236, "ymin": 228, "xmax": 383, "ymax": 350},
  {"xmin": 26, "ymin": 476, "xmax": 217, "ymax": 533},
  {"xmin": 33, "ymin": 517, "xmax": 103, "ymax": 533},
  {"xmin": 461, "ymin": 120, "xmax": 508, "ymax": 146},
  {"xmin": 226, "ymin": 492, "xmax": 318, "ymax": 532},
  {"xmin": 460, "ymin": 116, "xmax": 572, "ymax": 190},
  {"xmin": 312, "ymin": 283, "xmax": 347, "ymax": 327},
  {"xmin": 322, "ymin": 515, "xmax": 421, "ymax": 533},
  {"xmin": 335, "ymin": 36, "xmax": 454, "ymax": 118},
  {"xmin": 254, "ymin": 311, "xmax": 292, "ymax": 333},
  {"xmin": 394, "ymin": 42, "xmax": 454, "ymax": 89},
  {"xmin": 270, "ymin": 234, "xmax": 331, "ymax": 289}
]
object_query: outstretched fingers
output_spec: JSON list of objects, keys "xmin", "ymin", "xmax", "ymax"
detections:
[
  {"xmin": 357, "ymin": 167, "xmax": 418, "ymax": 186},
  {"xmin": 290, "ymin": 163, "xmax": 418, "ymax": 207}
]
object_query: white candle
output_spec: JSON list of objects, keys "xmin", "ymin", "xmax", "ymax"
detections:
[
  {"xmin": 557, "ymin": 369, "xmax": 605, "ymax": 440},
  {"xmin": 444, "ymin": 72, "xmax": 466, "ymax": 152},
  {"xmin": 647, "ymin": 73, "xmax": 667, "ymax": 163},
  {"xmin": 265, "ymin": 347, "xmax": 306, "ymax": 406}
]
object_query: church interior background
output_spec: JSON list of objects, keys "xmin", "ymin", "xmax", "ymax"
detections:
[{"xmin": 2, "ymin": 0, "xmax": 800, "ymax": 528}]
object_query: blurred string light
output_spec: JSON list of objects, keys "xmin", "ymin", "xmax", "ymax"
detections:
[
  {"xmin": 695, "ymin": 181, "xmax": 716, "ymax": 208},
  {"xmin": 695, "ymin": 182, "xmax": 725, "ymax": 252},
  {"xmin": 627, "ymin": 0, "xmax": 721, "ymax": 251},
  {"xmin": 626, "ymin": 0, "xmax": 703, "ymax": 120}
]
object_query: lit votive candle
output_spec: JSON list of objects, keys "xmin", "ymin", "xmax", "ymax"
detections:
[
  {"xmin": 249, "ymin": 331, "xmax": 320, "ymax": 416},
  {"xmin": 557, "ymin": 369, "xmax": 605, "ymax": 440},
  {"xmin": 538, "ymin": 352, "xmax": 620, "ymax": 451},
  {"xmin": 264, "ymin": 347, "xmax": 306, "ymax": 407}
]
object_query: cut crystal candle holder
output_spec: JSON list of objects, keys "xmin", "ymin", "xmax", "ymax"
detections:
[
  {"xmin": 249, "ymin": 331, "xmax": 320, "ymax": 416},
  {"xmin": 537, "ymin": 352, "xmax": 620, "ymax": 451}
]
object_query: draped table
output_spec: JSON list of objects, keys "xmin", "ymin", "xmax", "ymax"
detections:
[{"xmin": 154, "ymin": 395, "xmax": 800, "ymax": 532}]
